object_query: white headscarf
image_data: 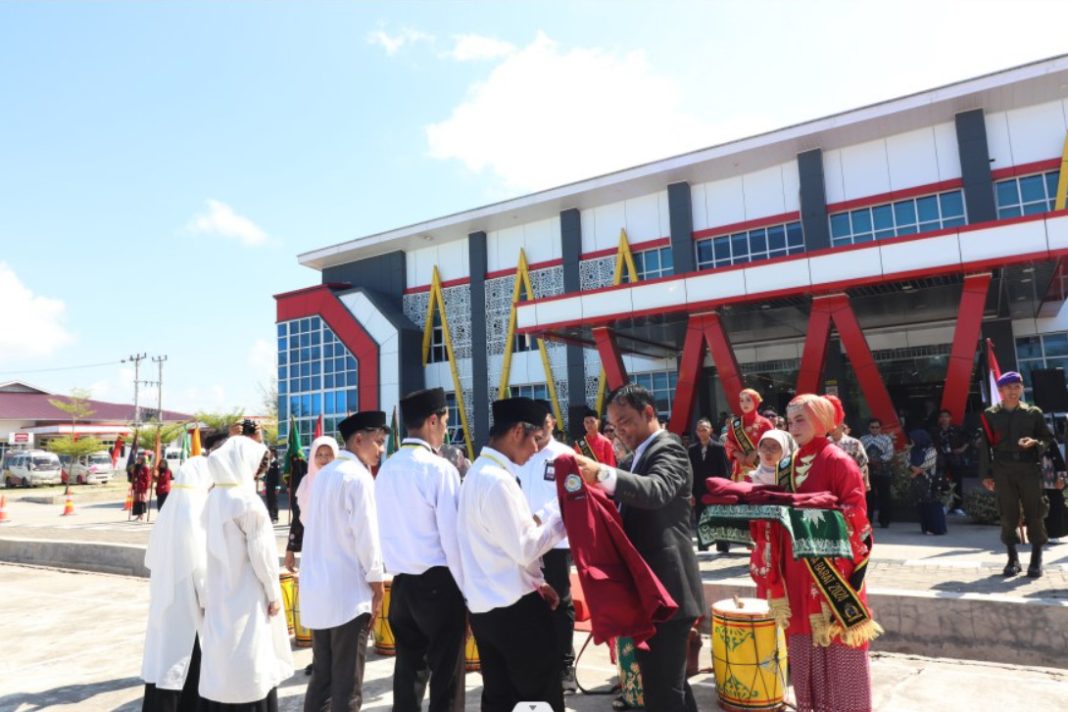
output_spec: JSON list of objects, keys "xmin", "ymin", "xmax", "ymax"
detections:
[
  {"xmin": 750, "ymin": 430, "xmax": 798, "ymax": 485},
  {"xmin": 144, "ymin": 455, "xmax": 212, "ymax": 611},
  {"xmin": 296, "ymin": 436, "xmax": 340, "ymax": 522},
  {"xmin": 204, "ymin": 436, "xmax": 268, "ymax": 587}
]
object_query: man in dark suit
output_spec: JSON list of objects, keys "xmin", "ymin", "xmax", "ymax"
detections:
[
  {"xmin": 689, "ymin": 418, "xmax": 730, "ymax": 553},
  {"xmin": 574, "ymin": 383, "xmax": 706, "ymax": 712}
]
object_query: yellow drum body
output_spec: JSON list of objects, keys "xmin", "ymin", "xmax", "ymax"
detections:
[
  {"xmin": 464, "ymin": 626, "xmax": 480, "ymax": 672},
  {"xmin": 711, "ymin": 598, "xmax": 787, "ymax": 712},
  {"xmin": 292, "ymin": 575, "xmax": 312, "ymax": 648},
  {"xmin": 373, "ymin": 577, "xmax": 395, "ymax": 655},
  {"xmin": 279, "ymin": 573, "xmax": 296, "ymax": 636},
  {"xmin": 614, "ymin": 636, "xmax": 644, "ymax": 709}
]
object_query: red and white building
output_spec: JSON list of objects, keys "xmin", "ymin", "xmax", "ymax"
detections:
[{"xmin": 278, "ymin": 55, "xmax": 1068, "ymax": 451}]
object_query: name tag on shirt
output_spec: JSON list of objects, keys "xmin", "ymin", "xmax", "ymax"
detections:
[{"xmin": 544, "ymin": 461, "xmax": 556, "ymax": 482}]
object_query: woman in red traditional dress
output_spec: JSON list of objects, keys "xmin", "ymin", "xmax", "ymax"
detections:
[
  {"xmin": 724, "ymin": 388, "xmax": 773, "ymax": 481},
  {"xmin": 751, "ymin": 393, "xmax": 880, "ymax": 712},
  {"xmin": 132, "ymin": 454, "xmax": 152, "ymax": 522}
]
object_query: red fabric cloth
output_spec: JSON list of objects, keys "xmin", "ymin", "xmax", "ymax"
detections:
[
  {"xmin": 554, "ymin": 455, "xmax": 677, "ymax": 647},
  {"xmin": 155, "ymin": 467, "xmax": 172, "ymax": 496},
  {"xmin": 132, "ymin": 465, "xmax": 151, "ymax": 502},
  {"xmin": 575, "ymin": 432, "xmax": 617, "ymax": 467},
  {"xmin": 725, "ymin": 412, "xmax": 773, "ymax": 480},
  {"xmin": 701, "ymin": 478, "xmax": 840, "ymax": 509}
]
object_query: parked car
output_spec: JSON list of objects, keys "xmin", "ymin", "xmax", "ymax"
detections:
[
  {"xmin": 60, "ymin": 451, "xmax": 116, "ymax": 485},
  {"xmin": 3, "ymin": 449, "xmax": 63, "ymax": 487}
]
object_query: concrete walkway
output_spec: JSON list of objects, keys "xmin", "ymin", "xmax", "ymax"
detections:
[{"xmin": 3, "ymin": 563, "xmax": 1067, "ymax": 712}]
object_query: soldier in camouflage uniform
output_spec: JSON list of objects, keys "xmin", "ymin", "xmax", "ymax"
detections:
[{"xmin": 980, "ymin": 371, "xmax": 1053, "ymax": 578}]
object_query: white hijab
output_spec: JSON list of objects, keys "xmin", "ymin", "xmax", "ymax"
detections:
[
  {"xmin": 144, "ymin": 455, "xmax": 212, "ymax": 611},
  {"xmin": 204, "ymin": 436, "xmax": 268, "ymax": 587},
  {"xmin": 296, "ymin": 436, "xmax": 340, "ymax": 526},
  {"xmin": 751, "ymin": 430, "xmax": 798, "ymax": 485}
]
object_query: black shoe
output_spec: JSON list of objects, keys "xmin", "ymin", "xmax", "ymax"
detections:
[
  {"xmin": 305, "ymin": 663, "xmax": 313, "ymax": 676},
  {"xmin": 1003, "ymin": 560, "xmax": 1022, "ymax": 576},
  {"xmin": 1027, "ymin": 546, "xmax": 1043, "ymax": 578}
]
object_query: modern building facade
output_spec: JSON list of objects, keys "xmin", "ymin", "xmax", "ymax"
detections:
[{"xmin": 277, "ymin": 55, "xmax": 1068, "ymax": 454}]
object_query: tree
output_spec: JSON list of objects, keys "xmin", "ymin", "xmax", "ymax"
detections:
[
  {"xmin": 257, "ymin": 379, "xmax": 279, "ymax": 447},
  {"xmin": 194, "ymin": 409, "xmax": 246, "ymax": 433},
  {"xmin": 48, "ymin": 388, "xmax": 95, "ymax": 438},
  {"xmin": 48, "ymin": 436, "xmax": 105, "ymax": 471},
  {"xmin": 134, "ymin": 422, "xmax": 187, "ymax": 450}
]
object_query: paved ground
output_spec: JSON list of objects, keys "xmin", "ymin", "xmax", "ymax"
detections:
[
  {"xmin": 3, "ymin": 563, "xmax": 1067, "ymax": 712},
  {"xmin": 3, "ymin": 494, "xmax": 1067, "ymax": 600}
]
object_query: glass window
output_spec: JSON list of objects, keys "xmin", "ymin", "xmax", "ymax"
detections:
[
  {"xmin": 1043, "ymin": 333, "xmax": 1068, "ymax": 357},
  {"xmin": 695, "ymin": 220, "xmax": 805, "ymax": 270},
  {"xmin": 829, "ymin": 189, "xmax": 967, "ymax": 247},
  {"xmin": 631, "ymin": 370, "xmax": 678, "ymax": 422},
  {"xmin": 995, "ymin": 170, "xmax": 1059, "ymax": 219},
  {"xmin": 634, "ymin": 246, "xmax": 674, "ymax": 280}
]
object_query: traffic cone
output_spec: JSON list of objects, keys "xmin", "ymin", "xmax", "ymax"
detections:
[
  {"xmin": 0, "ymin": 494, "xmax": 8, "ymax": 523},
  {"xmin": 123, "ymin": 487, "xmax": 133, "ymax": 512},
  {"xmin": 61, "ymin": 485, "xmax": 75, "ymax": 517}
]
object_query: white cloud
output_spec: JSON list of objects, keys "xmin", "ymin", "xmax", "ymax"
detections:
[
  {"xmin": 0, "ymin": 263, "xmax": 75, "ymax": 364},
  {"xmin": 88, "ymin": 366, "xmax": 134, "ymax": 404},
  {"xmin": 186, "ymin": 199, "xmax": 269, "ymax": 247},
  {"xmin": 368, "ymin": 27, "xmax": 433, "ymax": 56},
  {"xmin": 444, "ymin": 34, "xmax": 515, "ymax": 62},
  {"xmin": 425, "ymin": 33, "xmax": 729, "ymax": 193}
]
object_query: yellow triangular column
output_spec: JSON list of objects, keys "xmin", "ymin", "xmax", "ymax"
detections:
[
  {"xmin": 594, "ymin": 229, "xmax": 639, "ymax": 414},
  {"xmin": 421, "ymin": 267, "xmax": 475, "ymax": 459}
]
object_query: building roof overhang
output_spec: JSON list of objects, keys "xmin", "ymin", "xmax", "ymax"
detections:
[{"xmin": 299, "ymin": 54, "xmax": 1068, "ymax": 272}]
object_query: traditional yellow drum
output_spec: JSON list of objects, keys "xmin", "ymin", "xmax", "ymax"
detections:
[
  {"xmin": 292, "ymin": 575, "xmax": 313, "ymax": 648},
  {"xmin": 279, "ymin": 573, "xmax": 296, "ymax": 636},
  {"xmin": 711, "ymin": 597, "xmax": 787, "ymax": 712},
  {"xmin": 614, "ymin": 636, "xmax": 644, "ymax": 709},
  {"xmin": 372, "ymin": 576, "xmax": 395, "ymax": 655},
  {"xmin": 464, "ymin": 625, "xmax": 480, "ymax": 672}
]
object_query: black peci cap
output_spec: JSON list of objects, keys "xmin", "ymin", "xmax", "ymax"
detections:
[
  {"xmin": 400, "ymin": 387, "xmax": 447, "ymax": 424},
  {"xmin": 491, "ymin": 397, "xmax": 544, "ymax": 429},
  {"xmin": 338, "ymin": 411, "xmax": 388, "ymax": 441}
]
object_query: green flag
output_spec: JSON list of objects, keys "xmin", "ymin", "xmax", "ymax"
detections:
[
  {"xmin": 387, "ymin": 406, "xmax": 400, "ymax": 456},
  {"xmin": 283, "ymin": 414, "xmax": 305, "ymax": 476},
  {"xmin": 179, "ymin": 429, "xmax": 191, "ymax": 463}
]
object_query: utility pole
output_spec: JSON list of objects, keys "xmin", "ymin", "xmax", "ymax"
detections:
[
  {"xmin": 152, "ymin": 355, "xmax": 168, "ymax": 421},
  {"xmin": 123, "ymin": 353, "xmax": 148, "ymax": 426}
]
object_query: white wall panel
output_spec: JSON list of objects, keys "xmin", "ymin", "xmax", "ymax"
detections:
[
  {"xmin": 699, "ymin": 176, "xmax": 746, "ymax": 230},
  {"xmin": 886, "ymin": 127, "xmax": 941, "ymax": 190},
  {"xmin": 743, "ymin": 164, "xmax": 787, "ymax": 220},
  {"xmin": 840, "ymin": 138, "xmax": 891, "ymax": 201},
  {"xmin": 582, "ymin": 289, "xmax": 631, "ymax": 321},
  {"xmin": 436, "ymin": 240, "xmax": 470, "ymax": 281},
  {"xmin": 690, "ymin": 183, "xmax": 709, "ymax": 232},
  {"xmin": 487, "ymin": 216, "xmax": 562, "ymax": 272},
  {"xmin": 658, "ymin": 192, "xmax": 671, "ymax": 236},
  {"xmin": 535, "ymin": 298, "xmax": 575, "ymax": 328},
  {"xmin": 684, "ymin": 270, "xmax": 746, "ymax": 303},
  {"xmin": 1046, "ymin": 214, "xmax": 1068, "ymax": 251},
  {"xmin": 959, "ymin": 221, "xmax": 1047, "ymax": 264},
  {"xmin": 407, "ymin": 240, "xmax": 470, "ymax": 286},
  {"xmin": 879, "ymin": 234, "xmax": 960, "ymax": 275},
  {"xmin": 984, "ymin": 110, "xmax": 1013, "ymax": 169},
  {"xmin": 580, "ymin": 208, "xmax": 599, "ymax": 254},
  {"xmin": 822, "ymin": 149, "xmax": 847, "ymax": 205},
  {"xmin": 933, "ymin": 122, "xmax": 962, "ymax": 180},
  {"xmin": 1006, "ymin": 100, "xmax": 1067, "ymax": 166},
  {"xmin": 490, "ymin": 225, "xmax": 524, "ymax": 273},
  {"xmin": 630, "ymin": 280, "xmax": 687, "ymax": 312},
  {"xmin": 744, "ymin": 259, "xmax": 811, "ymax": 293},
  {"xmin": 782, "ymin": 160, "xmax": 801, "ymax": 212},
  {"xmin": 592, "ymin": 200, "xmax": 627, "ymax": 252},
  {"xmin": 808, "ymin": 248, "xmax": 882, "ymax": 283},
  {"xmin": 624, "ymin": 192, "xmax": 665, "ymax": 243}
]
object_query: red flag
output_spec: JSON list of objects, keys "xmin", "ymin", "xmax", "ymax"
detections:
[
  {"xmin": 111, "ymin": 435, "xmax": 125, "ymax": 467},
  {"xmin": 314, "ymin": 413, "xmax": 323, "ymax": 440},
  {"xmin": 986, "ymin": 338, "xmax": 1002, "ymax": 407}
]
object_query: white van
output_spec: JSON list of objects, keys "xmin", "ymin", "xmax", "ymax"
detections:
[
  {"xmin": 4, "ymin": 449, "xmax": 63, "ymax": 487},
  {"xmin": 61, "ymin": 451, "xmax": 116, "ymax": 485}
]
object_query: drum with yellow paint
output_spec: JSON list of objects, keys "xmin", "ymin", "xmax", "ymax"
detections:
[
  {"xmin": 279, "ymin": 573, "xmax": 296, "ymax": 636},
  {"xmin": 710, "ymin": 597, "xmax": 787, "ymax": 712},
  {"xmin": 372, "ymin": 576, "xmax": 395, "ymax": 655},
  {"xmin": 293, "ymin": 575, "xmax": 313, "ymax": 648},
  {"xmin": 614, "ymin": 636, "xmax": 644, "ymax": 709},
  {"xmin": 464, "ymin": 625, "xmax": 480, "ymax": 672}
]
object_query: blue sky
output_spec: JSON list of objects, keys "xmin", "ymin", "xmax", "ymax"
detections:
[{"xmin": 2, "ymin": 1, "xmax": 1066, "ymax": 415}]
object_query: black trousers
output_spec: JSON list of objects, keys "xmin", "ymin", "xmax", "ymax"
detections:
[
  {"xmin": 143, "ymin": 636, "xmax": 202, "ymax": 712},
  {"xmin": 304, "ymin": 613, "xmax": 371, "ymax": 712},
  {"xmin": 867, "ymin": 474, "xmax": 893, "ymax": 527},
  {"xmin": 265, "ymin": 487, "xmax": 279, "ymax": 522},
  {"xmin": 469, "ymin": 592, "xmax": 563, "ymax": 712},
  {"xmin": 156, "ymin": 492, "xmax": 169, "ymax": 512},
  {"xmin": 389, "ymin": 567, "xmax": 467, "ymax": 712},
  {"xmin": 541, "ymin": 549, "xmax": 575, "ymax": 669},
  {"xmin": 635, "ymin": 616, "xmax": 698, "ymax": 712}
]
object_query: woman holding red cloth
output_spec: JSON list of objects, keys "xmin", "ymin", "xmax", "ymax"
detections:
[
  {"xmin": 155, "ymin": 460, "xmax": 173, "ymax": 512},
  {"xmin": 725, "ymin": 389, "xmax": 773, "ymax": 481},
  {"xmin": 750, "ymin": 393, "xmax": 880, "ymax": 712}
]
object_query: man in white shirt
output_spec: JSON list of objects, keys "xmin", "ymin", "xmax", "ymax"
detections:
[
  {"xmin": 516, "ymin": 400, "xmax": 578, "ymax": 694},
  {"xmin": 300, "ymin": 411, "xmax": 387, "ymax": 712},
  {"xmin": 457, "ymin": 397, "xmax": 567, "ymax": 712},
  {"xmin": 375, "ymin": 388, "xmax": 466, "ymax": 712}
]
